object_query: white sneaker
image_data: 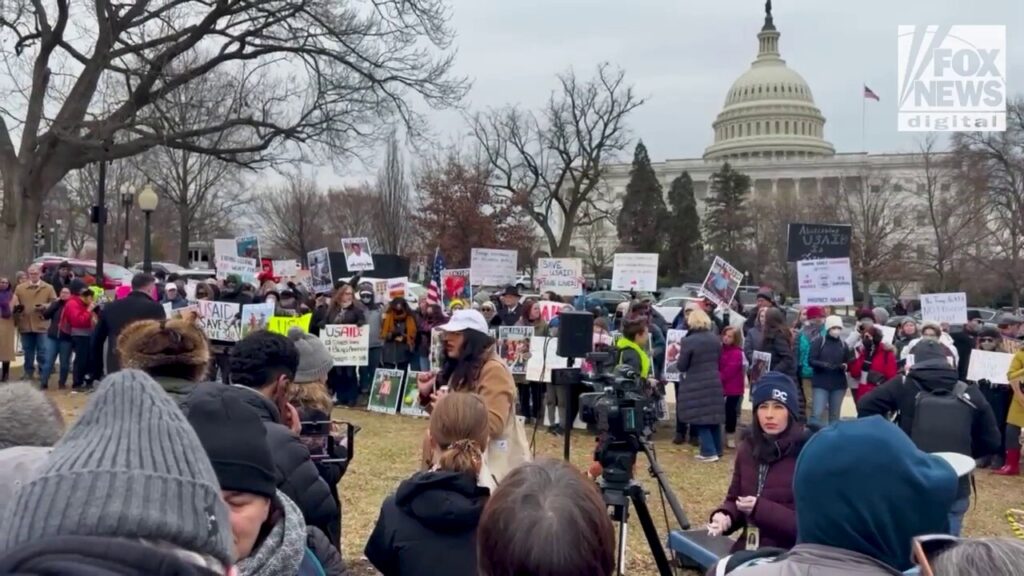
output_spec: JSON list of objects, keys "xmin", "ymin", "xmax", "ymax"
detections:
[
  {"xmin": 727, "ymin": 437, "xmax": 736, "ymax": 449},
  {"xmin": 695, "ymin": 454, "xmax": 720, "ymax": 463}
]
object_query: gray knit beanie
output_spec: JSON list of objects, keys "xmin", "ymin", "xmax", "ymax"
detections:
[
  {"xmin": 288, "ymin": 326, "xmax": 334, "ymax": 383},
  {"xmin": 0, "ymin": 382, "xmax": 64, "ymax": 450},
  {"xmin": 0, "ymin": 370, "xmax": 234, "ymax": 565}
]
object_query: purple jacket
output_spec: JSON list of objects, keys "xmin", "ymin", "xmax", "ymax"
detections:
[
  {"xmin": 719, "ymin": 345, "xmax": 746, "ymax": 397},
  {"xmin": 711, "ymin": 424, "xmax": 811, "ymax": 552}
]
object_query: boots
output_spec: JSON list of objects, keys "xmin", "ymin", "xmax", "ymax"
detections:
[{"xmin": 993, "ymin": 449, "xmax": 1021, "ymax": 476}]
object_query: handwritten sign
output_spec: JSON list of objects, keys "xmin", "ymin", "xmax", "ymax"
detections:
[
  {"xmin": 664, "ymin": 329, "xmax": 687, "ymax": 382},
  {"xmin": 272, "ymin": 259, "xmax": 300, "ymax": 277},
  {"xmin": 699, "ymin": 256, "xmax": 743, "ymax": 308},
  {"xmin": 537, "ymin": 301, "xmax": 564, "ymax": 323},
  {"xmin": 367, "ymin": 368, "xmax": 404, "ymax": 414},
  {"xmin": 267, "ymin": 314, "xmax": 312, "ymax": 336},
  {"xmin": 921, "ymin": 292, "xmax": 968, "ymax": 325},
  {"xmin": 966, "ymin": 350, "xmax": 1013, "ymax": 385},
  {"xmin": 797, "ymin": 258, "xmax": 854, "ymax": 306},
  {"xmin": 215, "ymin": 254, "xmax": 258, "ymax": 285},
  {"xmin": 786, "ymin": 223, "xmax": 852, "ymax": 261},
  {"xmin": 196, "ymin": 300, "xmax": 241, "ymax": 342},
  {"xmin": 321, "ymin": 324, "xmax": 369, "ymax": 366},
  {"xmin": 537, "ymin": 258, "xmax": 583, "ymax": 296},
  {"xmin": 611, "ymin": 253, "xmax": 659, "ymax": 292},
  {"xmin": 497, "ymin": 326, "xmax": 533, "ymax": 375},
  {"xmin": 470, "ymin": 248, "xmax": 517, "ymax": 287}
]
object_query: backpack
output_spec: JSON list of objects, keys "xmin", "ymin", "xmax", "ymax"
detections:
[{"xmin": 909, "ymin": 377, "xmax": 977, "ymax": 456}]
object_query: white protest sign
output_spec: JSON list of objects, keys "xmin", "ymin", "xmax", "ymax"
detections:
[
  {"xmin": 536, "ymin": 258, "xmax": 583, "ymax": 296},
  {"xmin": 215, "ymin": 254, "xmax": 258, "ymax": 285},
  {"xmin": 537, "ymin": 301, "xmax": 564, "ymax": 323},
  {"xmin": 272, "ymin": 259, "xmax": 300, "ymax": 277},
  {"xmin": 470, "ymin": 248, "xmax": 517, "ymax": 286},
  {"xmin": 385, "ymin": 277, "xmax": 408, "ymax": 304},
  {"xmin": 196, "ymin": 300, "xmax": 241, "ymax": 342},
  {"xmin": 526, "ymin": 336, "xmax": 568, "ymax": 383},
  {"xmin": 699, "ymin": 256, "xmax": 743, "ymax": 308},
  {"xmin": 213, "ymin": 239, "xmax": 236, "ymax": 262},
  {"xmin": 921, "ymin": 292, "xmax": 968, "ymax": 325},
  {"xmin": 796, "ymin": 257, "xmax": 854, "ymax": 306},
  {"xmin": 966, "ymin": 350, "xmax": 1013, "ymax": 385},
  {"xmin": 879, "ymin": 325, "xmax": 896, "ymax": 346},
  {"xmin": 162, "ymin": 302, "xmax": 173, "ymax": 317},
  {"xmin": 611, "ymin": 253, "xmax": 659, "ymax": 292},
  {"xmin": 321, "ymin": 324, "xmax": 369, "ymax": 366}
]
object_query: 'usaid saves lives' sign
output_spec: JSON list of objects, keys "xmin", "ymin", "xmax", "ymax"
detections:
[{"xmin": 786, "ymin": 223, "xmax": 852, "ymax": 262}]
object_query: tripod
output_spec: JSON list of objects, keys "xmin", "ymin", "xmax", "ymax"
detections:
[{"xmin": 600, "ymin": 440, "xmax": 691, "ymax": 576}]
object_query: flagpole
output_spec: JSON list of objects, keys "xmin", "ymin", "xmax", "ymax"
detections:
[{"xmin": 861, "ymin": 82, "xmax": 867, "ymax": 153}]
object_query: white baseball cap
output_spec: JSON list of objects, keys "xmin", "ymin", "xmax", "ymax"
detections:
[{"xmin": 437, "ymin": 310, "xmax": 490, "ymax": 335}]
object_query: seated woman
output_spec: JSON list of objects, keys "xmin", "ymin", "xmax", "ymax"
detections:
[
  {"xmin": 708, "ymin": 372, "xmax": 812, "ymax": 553},
  {"xmin": 365, "ymin": 393, "xmax": 491, "ymax": 576}
]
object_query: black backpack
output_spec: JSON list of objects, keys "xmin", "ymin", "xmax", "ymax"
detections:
[{"xmin": 909, "ymin": 377, "xmax": 977, "ymax": 456}]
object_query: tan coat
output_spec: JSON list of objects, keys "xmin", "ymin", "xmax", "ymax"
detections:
[
  {"xmin": 13, "ymin": 282, "xmax": 57, "ymax": 334},
  {"xmin": 0, "ymin": 315, "xmax": 15, "ymax": 362}
]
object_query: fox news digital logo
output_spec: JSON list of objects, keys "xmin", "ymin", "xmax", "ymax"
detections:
[{"xmin": 897, "ymin": 25, "xmax": 1006, "ymax": 132}]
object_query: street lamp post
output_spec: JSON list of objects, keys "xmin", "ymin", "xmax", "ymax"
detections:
[
  {"xmin": 121, "ymin": 187, "xmax": 133, "ymax": 267},
  {"xmin": 138, "ymin": 184, "xmax": 159, "ymax": 274},
  {"xmin": 54, "ymin": 219, "xmax": 62, "ymax": 255}
]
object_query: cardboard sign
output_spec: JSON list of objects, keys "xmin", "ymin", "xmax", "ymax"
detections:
[
  {"xmin": 241, "ymin": 303, "xmax": 274, "ymax": 339},
  {"xmin": 235, "ymin": 234, "xmax": 261, "ymax": 261},
  {"xmin": 537, "ymin": 258, "xmax": 583, "ymax": 296},
  {"xmin": 699, "ymin": 256, "xmax": 743, "ymax": 308},
  {"xmin": 196, "ymin": 300, "xmax": 241, "ymax": 342},
  {"xmin": 497, "ymin": 326, "xmax": 534, "ymax": 375},
  {"xmin": 664, "ymin": 329, "xmax": 687, "ymax": 382},
  {"xmin": 797, "ymin": 258, "xmax": 854, "ymax": 306},
  {"xmin": 611, "ymin": 253, "xmax": 659, "ymax": 292},
  {"xmin": 215, "ymin": 254, "xmax": 258, "ymax": 285},
  {"xmin": 470, "ymin": 248, "xmax": 517, "ymax": 287},
  {"xmin": 400, "ymin": 371, "xmax": 432, "ymax": 417},
  {"xmin": 921, "ymin": 293, "xmax": 968, "ymax": 325},
  {"xmin": 537, "ymin": 301, "xmax": 564, "ymax": 323},
  {"xmin": 307, "ymin": 248, "xmax": 334, "ymax": 294},
  {"xmin": 267, "ymin": 314, "xmax": 312, "ymax": 336},
  {"xmin": 321, "ymin": 324, "xmax": 369, "ymax": 366},
  {"xmin": 786, "ymin": 223, "xmax": 852, "ymax": 261},
  {"xmin": 342, "ymin": 237, "xmax": 375, "ymax": 272},
  {"xmin": 272, "ymin": 259, "xmax": 300, "ymax": 277},
  {"xmin": 966, "ymin": 350, "xmax": 1013, "ymax": 385},
  {"xmin": 367, "ymin": 368, "xmax": 404, "ymax": 414}
]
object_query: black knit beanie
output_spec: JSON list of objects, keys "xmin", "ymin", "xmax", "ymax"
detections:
[{"xmin": 184, "ymin": 386, "xmax": 277, "ymax": 499}]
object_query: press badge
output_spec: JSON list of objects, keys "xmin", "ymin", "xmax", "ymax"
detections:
[{"xmin": 745, "ymin": 526, "xmax": 760, "ymax": 551}]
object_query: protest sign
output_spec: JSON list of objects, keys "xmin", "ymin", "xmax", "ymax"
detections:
[
  {"xmin": 400, "ymin": 371, "xmax": 432, "ymax": 417},
  {"xmin": 537, "ymin": 301, "xmax": 564, "ymax": 323},
  {"xmin": 429, "ymin": 328, "xmax": 445, "ymax": 372},
  {"xmin": 213, "ymin": 238, "xmax": 236, "ymax": 261},
  {"xmin": 664, "ymin": 330, "xmax": 687, "ymax": 382},
  {"xmin": 342, "ymin": 237, "xmax": 374, "ymax": 272},
  {"xmin": 241, "ymin": 303, "xmax": 274, "ymax": 338},
  {"xmin": 307, "ymin": 248, "xmax": 333, "ymax": 294},
  {"xmin": 699, "ymin": 256, "xmax": 743, "ymax": 308},
  {"xmin": 751, "ymin": 351, "xmax": 772, "ymax": 384},
  {"xmin": 162, "ymin": 302, "xmax": 173, "ymax": 318},
  {"xmin": 272, "ymin": 259, "xmax": 300, "ymax": 277},
  {"xmin": 367, "ymin": 368, "xmax": 404, "ymax": 414},
  {"xmin": 879, "ymin": 325, "xmax": 896, "ymax": 346},
  {"xmin": 441, "ymin": 269, "xmax": 472, "ymax": 309},
  {"xmin": 526, "ymin": 336, "xmax": 568, "ymax": 383},
  {"xmin": 786, "ymin": 223, "xmax": 852, "ymax": 261},
  {"xmin": 196, "ymin": 300, "xmax": 241, "ymax": 342},
  {"xmin": 611, "ymin": 253, "xmax": 659, "ymax": 292},
  {"xmin": 536, "ymin": 258, "xmax": 583, "ymax": 296},
  {"xmin": 267, "ymin": 314, "xmax": 312, "ymax": 336},
  {"xmin": 370, "ymin": 279, "xmax": 388, "ymax": 305},
  {"xmin": 921, "ymin": 292, "xmax": 968, "ymax": 325},
  {"xmin": 497, "ymin": 326, "xmax": 533, "ymax": 375},
  {"xmin": 321, "ymin": 324, "xmax": 369, "ymax": 366},
  {"xmin": 470, "ymin": 248, "xmax": 517, "ymax": 287},
  {"xmin": 386, "ymin": 277, "xmax": 408, "ymax": 303},
  {"xmin": 235, "ymin": 234, "xmax": 261, "ymax": 261},
  {"xmin": 215, "ymin": 254, "xmax": 258, "ymax": 285},
  {"xmin": 797, "ymin": 258, "xmax": 854, "ymax": 306},
  {"xmin": 967, "ymin": 350, "xmax": 1013, "ymax": 385}
]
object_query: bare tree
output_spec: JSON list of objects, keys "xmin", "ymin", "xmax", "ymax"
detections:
[
  {"xmin": 0, "ymin": 0, "xmax": 467, "ymax": 273},
  {"xmin": 470, "ymin": 64, "xmax": 643, "ymax": 256},
  {"xmin": 325, "ymin": 184, "xmax": 379, "ymax": 246},
  {"xmin": 59, "ymin": 161, "xmax": 148, "ymax": 260},
  {"xmin": 373, "ymin": 130, "xmax": 411, "ymax": 254},
  {"xmin": 952, "ymin": 100, "xmax": 1024, "ymax": 308},
  {"xmin": 577, "ymin": 217, "xmax": 616, "ymax": 278},
  {"xmin": 250, "ymin": 173, "xmax": 327, "ymax": 260}
]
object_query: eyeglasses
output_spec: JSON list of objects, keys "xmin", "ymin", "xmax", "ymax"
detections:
[{"xmin": 911, "ymin": 534, "xmax": 960, "ymax": 576}]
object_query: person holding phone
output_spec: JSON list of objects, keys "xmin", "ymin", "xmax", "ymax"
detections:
[{"xmin": 12, "ymin": 264, "xmax": 56, "ymax": 384}]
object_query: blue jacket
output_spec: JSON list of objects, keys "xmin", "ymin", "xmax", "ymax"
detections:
[{"xmin": 808, "ymin": 334, "xmax": 852, "ymax": 392}]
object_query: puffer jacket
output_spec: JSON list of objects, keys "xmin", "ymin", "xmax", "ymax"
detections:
[
  {"xmin": 676, "ymin": 328, "xmax": 725, "ymax": 425},
  {"xmin": 182, "ymin": 385, "xmax": 341, "ymax": 549},
  {"xmin": 724, "ymin": 544, "xmax": 904, "ymax": 576}
]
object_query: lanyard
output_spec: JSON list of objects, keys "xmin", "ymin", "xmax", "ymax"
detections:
[{"xmin": 756, "ymin": 464, "xmax": 769, "ymax": 496}]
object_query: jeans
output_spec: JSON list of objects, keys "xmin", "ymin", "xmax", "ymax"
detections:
[
  {"xmin": 695, "ymin": 424, "xmax": 723, "ymax": 457},
  {"xmin": 72, "ymin": 336, "xmax": 91, "ymax": 388},
  {"xmin": 948, "ymin": 496, "xmax": 970, "ymax": 536},
  {"xmin": 41, "ymin": 337, "xmax": 72, "ymax": 387},
  {"xmin": 360, "ymin": 347, "xmax": 382, "ymax": 393},
  {"xmin": 811, "ymin": 388, "xmax": 847, "ymax": 426},
  {"xmin": 20, "ymin": 332, "xmax": 49, "ymax": 379}
]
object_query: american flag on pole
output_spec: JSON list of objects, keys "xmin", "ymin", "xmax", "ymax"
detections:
[
  {"xmin": 863, "ymin": 85, "xmax": 880, "ymax": 101},
  {"xmin": 427, "ymin": 247, "xmax": 445, "ymax": 305}
]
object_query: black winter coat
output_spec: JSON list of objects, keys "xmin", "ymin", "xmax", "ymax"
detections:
[
  {"xmin": 308, "ymin": 527, "xmax": 348, "ymax": 576},
  {"xmin": 41, "ymin": 299, "xmax": 67, "ymax": 340},
  {"xmin": 0, "ymin": 534, "xmax": 221, "ymax": 575},
  {"xmin": 91, "ymin": 291, "xmax": 166, "ymax": 377},
  {"xmin": 183, "ymin": 384, "xmax": 342, "ymax": 548},
  {"xmin": 808, "ymin": 335, "xmax": 852, "ymax": 392},
  {"xmin": 758, "ymin": 331, "xmax": 797, "ymax": 380},
  {"xmin": 676, "ymin": 328, "xmax": 725, "ymax": 425},
  {"xmin": 365, "ymin": 470, "xmax": 488, "ymax": 576}
]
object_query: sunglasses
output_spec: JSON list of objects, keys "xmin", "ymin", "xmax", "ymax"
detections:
[
  {"xmin": 911, "ymin": 534, "xmax": 960, "ymax": 576},
  {"xmin": 980, "ymin": 337, "xmax": 997, "ymax": 343}
]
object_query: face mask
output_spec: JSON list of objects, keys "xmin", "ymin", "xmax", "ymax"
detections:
[
  {"xmin": 266, "ymin": 296, "xmax": 277, "ymax": 304},
  {"xmin": 828, "ymin": 328, "xmax": 842, "ymax": 338}
]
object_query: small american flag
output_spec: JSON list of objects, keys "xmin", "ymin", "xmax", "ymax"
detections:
[
  {"xmin": 427, "ymin": 247, "xmax": 445, "ymax": 305},
  {"xmin": 863, "ymin": 85, "xmax": 880, "ymax": 101}
]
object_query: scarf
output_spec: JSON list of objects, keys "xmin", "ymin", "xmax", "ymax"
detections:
[
  {"xmin": 381, "ymin": 311, "xmax": 417, "ymax": 348},
  {"xmin": 0, "ymin": 289, "xmax": 12, "ymax": 319},
  {"xmin": 237, "ymin": 492, "xmax": 307, "ymax": 576}
]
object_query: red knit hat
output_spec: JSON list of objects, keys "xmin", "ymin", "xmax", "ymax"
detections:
[{"xmin": 805, "ymin": 306, "xmax": 826, "ymax": 320}]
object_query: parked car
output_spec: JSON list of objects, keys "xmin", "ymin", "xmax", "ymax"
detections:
[
  {"xmin": 177, "ymin": 268, "xmax": 217, "ymax": 282},
  {"xmin": 513, "ymin": 274, "xmax": 533, "ymax": 290},
  {"xmin": 33, "ymin": 257, "xmax": 134, "ymax": 290},
  {"xmin": 653, "ymin": 296, "xmax": 699, "ymax": 324},
  {"xmin": 131, "ymin": 261, "xmax": 186, "ymax": 276}
]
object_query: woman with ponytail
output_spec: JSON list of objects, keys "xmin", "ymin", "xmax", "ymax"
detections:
[{"xmin": 365, "ymin": 392, "xmax": 491, "ymax": 576}]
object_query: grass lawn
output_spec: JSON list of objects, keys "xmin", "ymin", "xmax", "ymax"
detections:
[{"xmin": 50, "ymin": 391, "xmax": 1023, "ymax": 576}]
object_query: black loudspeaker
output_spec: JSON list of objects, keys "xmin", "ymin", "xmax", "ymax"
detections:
[{"xmin": 556, "ymin": 311, "xmax": 594, "ymax": 358}]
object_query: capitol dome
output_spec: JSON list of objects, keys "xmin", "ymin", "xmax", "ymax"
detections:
[{"xmin": 704, "ymin": 5, "xmax": 834, "ymax": 161}]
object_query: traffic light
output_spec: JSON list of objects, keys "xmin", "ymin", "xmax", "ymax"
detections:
[{"xmin": 34, "ymin": 222, "xmax": 45, "ymax": 248}]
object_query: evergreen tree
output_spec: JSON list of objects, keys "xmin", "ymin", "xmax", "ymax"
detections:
[
  {"xmin": 664, "ymin": 171, "xmax": 704, "ymax": 281},
  {"xmin": 617, "ymin": 141, "xmax": 668, "ymax": 252},
  {"xmin": 703, "ymin": 162, "xmax": 753, "ymax": 266}
]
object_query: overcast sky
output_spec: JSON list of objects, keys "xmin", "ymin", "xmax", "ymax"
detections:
[{"xmin": 315, "ymin": 0, "xmax": 1024, "ymax": 185}]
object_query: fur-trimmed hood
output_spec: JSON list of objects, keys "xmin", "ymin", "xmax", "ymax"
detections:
[{"xmin": 0, "ymin": 382, "xmax": 64, "ymax": 450}]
